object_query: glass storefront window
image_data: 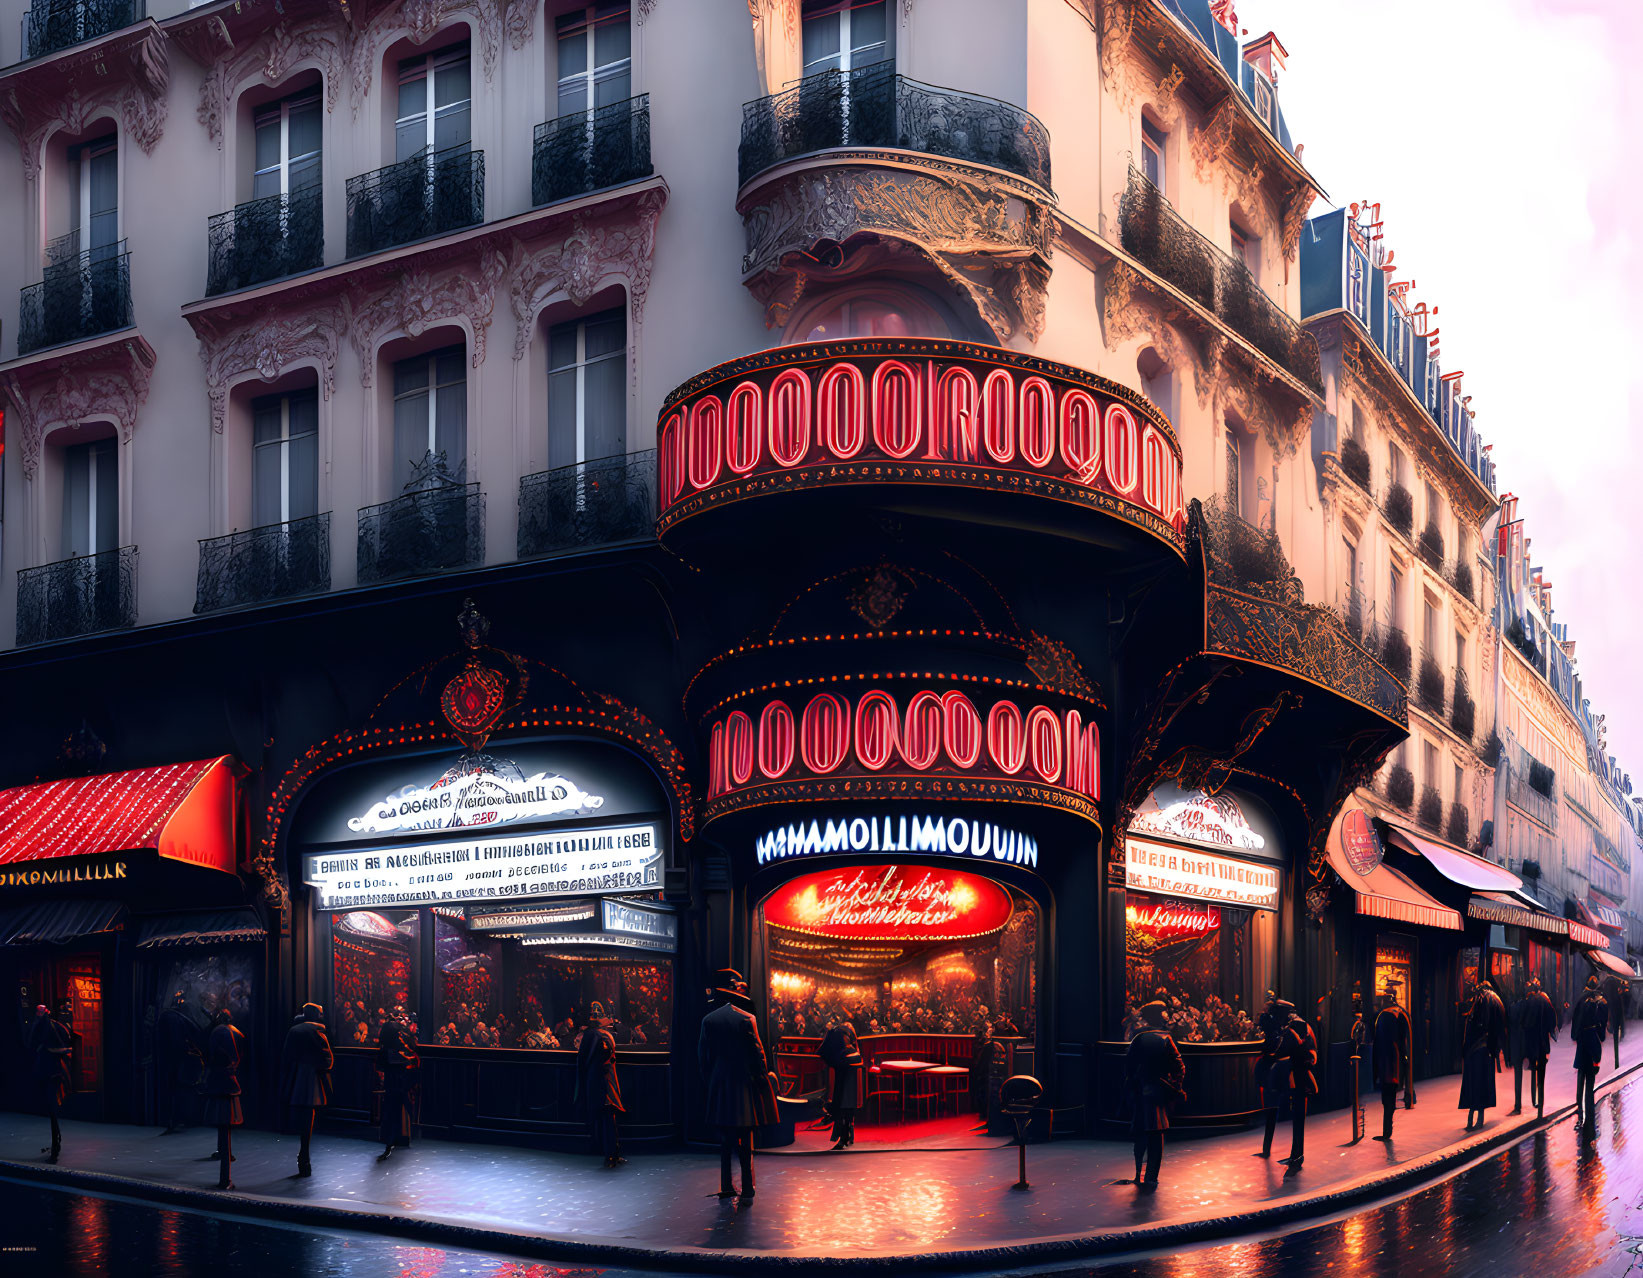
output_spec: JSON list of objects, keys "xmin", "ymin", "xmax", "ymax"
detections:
[
  {"xmin": 1124, "ymin": 892, "xmax": 1273, "ymax": 1042},
  {"xmin": 331, "ymin": 909, "xmax": 420, "ymax": 1046},
  {"xmin": 1375, "ymin": 937, "xmax": 1414, "ymax": 1013}
]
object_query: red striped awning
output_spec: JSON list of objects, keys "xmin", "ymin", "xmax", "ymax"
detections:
[
  {"xmin": 1586, "ymin": 948, "xmax": 1639, "ymax": 980},
  {"xmin": 1569, "ymin": 918, "xmax": 1608, "ymax": 949},
  {"xmin": 1468, "ymin": 892, "xmax": 1569, "ymax": 936},
  {"xmin": 1327, "ymin": 840, "xmax": 1462, "ymax": 931},
  {"xmin": 0, "ymin": 758, "xmax": 237, "ymax": 875}
]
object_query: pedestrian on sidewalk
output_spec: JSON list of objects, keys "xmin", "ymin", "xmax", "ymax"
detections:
[
  {"xmin": 1278, "ymin": 1005, "xmax": 1318, "ymax": 1169},
  {"xmin": 374, "ymin": 1011, "xmax": 419, "ymax": 1162},
  {"xmin": 280, "ymin": 1002, "xmax": 333, "ymax": 1178},
  {"xmin": 1371, "ymin": 985, "xmax": 1412, "ymax": 1142},
  {"xmin": 971, "ymin": 1019, "xmax": 1004, "ymax": 1128},
  {"xmin": 1459, "ymin": 978, "xmax": 1506, "ymax": 1131},
  {"xmin": 1253, "ymin": 992, "xmax": 1291, "ymax": 1159},
  {"xmin": 1603, "ymin": 974, "xmax": 1626, "ymax": 1070},
  {"xmin": 699, "ymin": 968, "xmax": 777, "ymax": 1201},
  {"xmin": 1572, "ymin": 976, "xmax": 1608, "ymax": 1139},
  {"xmin": 156, "ymin": 991, "xmax": 202, "ymax": 1135},
  {"xmin": 29, "ymin": 1002, "xmax": 72, "ymax": 1163},
  {"xmin": 577, "ymin": 1002, "xmax": 625, "ymax": 1168},
  {"xmin": 201, "ymin": 1008, "xmax": 245, "ymax": 1190},
  {"xmin": 1123, "ymin": 1001, "xmax": 1184, "ymax": 1191},
  {"xmin": 1511, "ymin": 977, "xmax": 1557, "ymax": 1117},
  {"xmin": 817, "ymin": 1020, "xmax": 861, "ymax": 1150}
]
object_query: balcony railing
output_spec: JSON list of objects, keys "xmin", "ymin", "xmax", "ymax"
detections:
[
  {"xmin": 1117, "ymin": 169, "xmax": 1322, "ymax": 394},
  {"xmin": 346, "ymin": 147, "xmax": 484, "ymax": 258},
  {"xmin": 16, "ymin": 546, "xmax": 136, "ymax": 645},
  {"xmin": 739, "ymin": 64, "xmax": 1052, "ymax": 192},
  {"xmin": 19, "ymin": 236, "xmax": 132, "ymax": 355},
  {"xmin": 533, "ymin": 95, "xmax": 652, "ymax": 207},
  {"xmin": 518, "ymin": 450, "xmax": 655, "ymax": 559},
  {"xmin": 357, "ymin": 483, "xmax": 485, "ymax": 584},
  {"xmin": 1415, "ymin": 653, "xmax": 1445, "ymax": 716},
  {"xmin": 194, "ymin": 514, "xmax": 330, "ymax": 613},
  {"xmin": 206, "ymin": 185, "xmax": 323, "ymax": 296},
  {"xmin": 22, "ymin": 0, "xmax": 132, "ymax": 59}
]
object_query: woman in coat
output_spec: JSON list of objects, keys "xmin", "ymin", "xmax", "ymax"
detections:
[
  {"xmin": 817, "ymin": 1021, "xmax": 862, "ymax": 1150},
  {"xmin": 201, "ymin": 1009, "xmax": 245, "ymax": 1189},
  {"xmin": 280, "ymin": 1002, "xmax": 333, "ymax": 1178},
  {"xmin": 1123, "ymin": 1001, "xmax": 1185, "ymax": 1190},
  {"xmin": 576, "ymin": 1002, "xmax": 625, "ymax": 1168},
  {"xmin": 1370, "ymin": 987, "xmax": 1412, "ymax": 1142},
  {"xmin": 375, "ymin": 1013, "xmax": 420, "ymax": 1162},
  {"xmin": 1458, "ymin": 979, "xmax": 1506, "ymax": 1131},
  {"xmin": 699, "ymin": 969, "xmax": 778, "ymax": 1199},
  {"xmin": 1572, "ymin": 976, "xmax": 1608, "ymax": 1137},
  {"xmin": 29, "ymin": 1002, "xmax": 72, "ymax": 1163}
]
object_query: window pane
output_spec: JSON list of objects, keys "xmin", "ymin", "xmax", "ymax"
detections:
[
  {"xmin": 332, "ymin": 910, "xmax": 420, "ymax": 1046},
  {"xmin": 432, "ymin": 913, "xmax": 500, "ymax": 1045},
  {"xmin": 254, "ymin": 119, "xmax": 282, "ymax": 173},
  {"xmin": 288, "ymin": 390, "xmax": 319, "ymax": 439},
  {"xmin": 287, "ymin": 153, "xmax": 321, "ymax": 191},
  {"xmin": 850, "ymin": 2, "xmax": 888, "ymax": 56},
  {"xmin": 547, "ymin": 367, "xmax": 579, "ymax": 469},
  {"xmin": 396, "ymin": 72, "xmax": 427, "ymax": 122},
  {"xmin": 91, "ymin": 441, "xmax": 117, "ymax": 554},
  {"xmin": 252, "ymin": 436, "xmax": 283, "ymax": 527},
  {"xmin": 593, "ymin": 69, "xmax": 632, "ymax": 108},
  {"xmin": 251, "ymin": 170, "xmax": 281, "ymax": 200},
  {"xmin": 584, "ymin": 309, "xmax": 625, "ymax": 358},
  {"xmin": 434, "ymin": 58, "xmax": 471, "ymax": 109},
  {"xmin": 433, "ymin": 345, "xmax": 466, "ymax": 386},
  {"xmin": 548, "ymin": 322, "xmax": 579, "ymax": 371},
  {"xmin": 393, "ymin": 389, "xmax": 431, "ymax": 491},
  {"xmin": 396, "ymin": 119, "xmax": 427, "ymax": 164},
  {"xmin": 557, "ymin": 22, "xmax": 588, "ymax": 78},
  {"xmin": 288, "ymin": 428, "xmax": 319, "ymax": 521},
  {"xmin": 434, "ymin": 381, "xmax": 466, "ymax": 477},
  {"xmin": 62, "ymin": 445, "xmax": 91, "ymax": 558},
  {"xmin": 802, "ymin": 13, "xmax": 841, "ymax": 71},
  {"xmin": 557, "ymin": 82, "xmax": 589, "ymax": 118},
  {"xmin": 252, "ymin": 396, "xmax": 284, "ymax": 445},
  {"xmin": 393, "ymin": 355, "xmax": 429, "ymax": 397},
  {"xmin": 288, "ymin": 101, "xmax": 322, "ymax": 161},
  {"xmin": 433, "ymin": 103, "xmax": 471, "ymax": 152},
  {"xmin": 583, "ymin": 351, "xmax": 626, "ymax": 459},
  {"xmin": 593, "ymin": 12, "xmax": 630, "ymax": 68}
]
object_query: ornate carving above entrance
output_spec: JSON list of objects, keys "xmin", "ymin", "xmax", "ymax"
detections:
[{"xmin": 0, "ymin": 336, "xmax": 156, "ymax": 479}]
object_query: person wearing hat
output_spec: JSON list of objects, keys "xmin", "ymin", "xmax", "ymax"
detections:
[
  {"xmin": 1510, "ymin": 976, "xmax": 1557, "ymax": 1117},
  {"xmin": 1253, "ymin": 992, "xmax": 1291, "ymax": 1159},
  {"xmin": 375, "ymin": 1010, "xmax": 420, "ymax": 1162},
  {"xmin": 1602, "ymin": 973, "xmax": 1626, "ymax": 1070},
  {"xmin": 1370, "ymin": 984, "xmax": 1412, "ymax": 1142},
  {"xmin": 698, "ymin": 968, "xmax": 777, "ymax": 1199},
  {"xmin": 156, "ymin": 990, "xmax": 202, "ymax": 1134},
  {"xmin": 577, "ymin": 1002, "xmax": 625, "ymax": 1167},
  {"xmin": 1123, "ymin": 1000, "xmax": 1184, "ymax": 1190},
  {"xmin": 280, "ymin": 1002, "xmax": 333, "ymax": 1177},
  {"xmin": 201, "ymin": 1008, "xmax": 246, "ymax": 1190},
  {"xmin": 1571, "ymin": 975, "xmax": 1608, "ymax": 1139},
  {"xmin": 1458, "ymin": 977, "xmax": 1506, "ymax": 1132},
  {"xmin": 1277, "ymin": 1004, "xmax": 1318, "ymax": 1168},
  {"xmin": 29, "ymin": 1001, "xmax": 73, "ymax": 1163}
]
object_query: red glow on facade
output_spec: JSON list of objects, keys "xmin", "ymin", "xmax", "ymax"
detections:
[
  {"xmin": 800, "ymin": 692, "xmax": 851, "ymax": 773},
  {"xmin": 1125, "ymin": 898, "xmax": 1222, "ymax": 942},
  {"xmin": 764, "ymin": 864, "xmax": 1012, "ymax": 941},
  {"xmin": 757, "ymin": 699, "xmax": 795, "ymax": 780}
]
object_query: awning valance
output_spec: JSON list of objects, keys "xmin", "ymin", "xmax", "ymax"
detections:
[
  {"xmin": 1383, "ymin": 824, "xmax": 1522, "ymax": 892},
  {"xmin": 1574, "ymin": 898, "xmax": 1624, "ymax": 939},
  {"xmin": 135, "ymin": 909, "xmax": 265, "ymax": 950},
  {"xmin": 1327, "ymin": 841, "xmax": 1462, "ymax": 931},
  {"xmin": 1468, "ymin": 891, "xmax": 1569, "ymax": 936},
  {"xmin": 1591, "ymin": 902, "xmax": 1625, "ymax": 934},
  {"xmin": 0, "ymin": 899, "xmax": 126, "ymax": 946},
  {"xmin": 1585, "ymin": 948, "xmax": 1640, "ymax": 980},
  {"xmin": 0, "ymin": 758, "xmax": 237, "ymax": 875}
]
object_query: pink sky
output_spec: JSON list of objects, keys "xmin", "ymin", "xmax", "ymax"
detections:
[{"xmin": 1261, "ymin": 0, "xmax": 1643, "ymax": 781}]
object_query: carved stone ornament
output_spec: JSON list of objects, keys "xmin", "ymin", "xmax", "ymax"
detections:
[
  {"xmin": 0, "ymin": 338, "xmax": 156, "ymax": 479},
  {"xmin": 1097, "ymin": 0, "xmax": 1136, "ymax": 94},
  {"xmin": 345, "ymin": 247, "xmax": 509, "ymax": 386},
  {"xmin": 0, "ymin": 27, "xmax": 170, "ymax": 182},
  {"xmin": 192, "ymin": 308, "xmax": 344, "ymax": 434},
  {"xmin": 1280, "ymin": 186, "xmax": 1315, "ymax": 265},
  {"xmin": 636, "ymin": 0, "xmax": 658, "ymax": 23},
  {"xmin": 1101, "ymin": 262, "xmax": 1214, "ymax": 409},
  {"xmin": 1190, "ymin": 97, "xmax": 1239, "ymax": 181},
  {"xmin": 739, "ymin": 160, "xmax": 1054, "ymax": 343},
  {"xmin": 350, "ymin": 0, "xmax": 534, "ymax": 117},
  {"xmin": 195, "ymin": 15, "xmax": 349, "ymax": 146}
]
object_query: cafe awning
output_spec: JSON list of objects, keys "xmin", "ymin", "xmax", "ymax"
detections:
[
  {"xmin": 0, "ymin": 898, "xmax": 126, "ymax": 946},
  {"xmin": 1467, "ymin": 890, "xmax": 1569, "ymax": 936},
  {"xmin": 0, "ymin": 758, "xmax": 237, "ymax": 875},
  {"xmin": 1574, "ymin": 898, "xmax": 1624, "ymax": 938},
  {"xmin": 1591, "ymin": 901, "xmax": 1625, "ymax": 934},
  {"xmin": 1326, "ymin": 841, "xmax": 1462, "ymax": 931},
  {"xmin": 1383, "ymin": 824, "xmax": 1522, "ymax": 892},
  {"xmin": 1586, "ymin": 948, "xmax": 1639, "ymax": 980},
  {"xmin": 135, "ymin": 909, "xmax": 265, "ymax": 950}
]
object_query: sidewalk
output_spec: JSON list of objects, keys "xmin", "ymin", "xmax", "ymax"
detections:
[{"xmin": 1, "ymin": 1029, "xmax": 1639, "ymax": 1272}]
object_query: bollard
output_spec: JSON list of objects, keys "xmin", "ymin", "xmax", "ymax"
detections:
[{"xmin": 998, "ymin": 1074, "xmax": 1043, "ymax": 1190}]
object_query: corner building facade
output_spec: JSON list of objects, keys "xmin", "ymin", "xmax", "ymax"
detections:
[{"xmin": 0, "ymin": 0, "xmax": 1407, "ymax": 1145}]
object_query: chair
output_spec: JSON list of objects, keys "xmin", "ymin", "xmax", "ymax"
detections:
[
  {"xmin": 905, "ymin": 1068, "xmax": 943, "ymax": 1122},
  {"xmin": 865, "ymin": 1066, "xmax": 900, "ymax": 1124},
  {"xmin": 924, "ymin": 1064, "xmax": 968, "ymax": 1117}
]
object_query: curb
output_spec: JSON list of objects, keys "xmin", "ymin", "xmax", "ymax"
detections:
[{"xmin": 2, "ymin": 1058, "xmax": 1637, "ymax": 1274}]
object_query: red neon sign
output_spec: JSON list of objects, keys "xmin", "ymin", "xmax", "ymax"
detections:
[
  {"xmin": 1125, "ymin": 900, "xmax": 1222, "ymax": 942},
  {"xmin": 657, "ymin": 340, "xmax": 1184, "ymax": 545},
  {"xmin": 707, "ymin": 688, "xmax": 1100, "ymax": 802},
  {"xmin": 764, "ymin": 864, "xmax": 1012, "ymax": 941}
]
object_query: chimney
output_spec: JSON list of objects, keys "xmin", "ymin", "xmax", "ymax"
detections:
[{"xmin": 1243, "ymin": 32, "xmax": 1288, "ymax": 84}]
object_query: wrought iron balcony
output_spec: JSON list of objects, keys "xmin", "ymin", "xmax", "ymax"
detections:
[
  {"xmin": 345, "ymin": 147, "xmax": 484, "ymax": 258},
  {"xmin": 194, "ymin": 513, "xmax": 330, "ymax": 613},
  {"xmin": 16, "ymin": 546, "xmax": 136, "ymax": 645},
  {"xmin": 22, "ymin": 0, "xmax": 132, "ymax": 59},
  {"xmin": 518, "ymin": 450, "xmax": 655, "ymax": 559},
  {"xmin": 357, "ymin": 483, "xmax": 485, "ymax": 584},
  {"xmin": 206, "ymin": 185, "xmax": 323, "ymax": 297},
  {"xmin": 19, "ymin": 235, "xmax": 132, "ymax": 355},
  {"xmin": 738, "ymin": 65, "xmax": 1052, "ymax": 192},
  {"xmin": 1117, "ymin": 169, "xmax": 1322, "ymax": 394},
  {"xmin": 533, "ymin": 95, "xmax": 652, "ymax": 207}
]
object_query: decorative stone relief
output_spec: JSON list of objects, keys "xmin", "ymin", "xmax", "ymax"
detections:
[
  {"xmin": 1101, "ymin": 262, "xmax": 1213, "ymax": 410},
  {"xmin": 350, "ymin": 0, "xmax": 530, "ymax": 118},
  {"xmin": 636, "ymin": 0, "xmax": 658, "ymax": 24},
  {"xmin": 1189, "ymin": 97, "xmax": 1239, "ymax": 181},
  {"xmin": 1097, "ymin": 0, "xmax": 1136, "ymax": 93},
  {"xmin": 344, "ymin": 247, "xmax": 509, "ymax": 386},
  {"xmin": 1280, "ymin": 186, "xmax": 1315, "ymax": 264},
  {"xmin": 196, "ymin": 15, "xmax": 349, "ymax": 146},
  {"xmin": 0, "ymin": 338, "xmax": 156, "ymax": 479},
  {"xmin": 192, "ymin": 308, "xmax": 344, "ymax": 434}
]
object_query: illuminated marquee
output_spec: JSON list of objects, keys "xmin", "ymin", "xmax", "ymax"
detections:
[
  {"xmin": 656, "ymin": 339, "xmax": 1184, "ymax": 547},
  {"xmin": 1124, "ymin": 836, "xmax": 1279, "ymax": 910},
  {"xmin": 764, "ymin": 865, "xmax": 1012, "ymax": 941},
  {"xmin": 755, "ymin": 811, "xmax": 1039, "ymax": 868}
]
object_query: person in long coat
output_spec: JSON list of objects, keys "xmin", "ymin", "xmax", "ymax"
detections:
[
  {"xmin": 1572, "ymin": 976, "xmax": 1608, "ymax": 1138},
  {"xmin": 576, "ymin": 1002, "xmax": 624, "ymax": 1167},
  {"xmin": 817, "ymin": 1020, "xmax": 862, "ymax": 1150},
  {"xmin": 698, "ymin": 968, "xmax": 778, "ymax": 1200},
  {"xmin": 1123, "ymin": 1001, "xmax": 1185, "ymax": 1189},
  {"xmin": 1253, "ymin": 993, "xmax": 1291, "ymax": 1158},
  {"xmin": 156, "ymin": 991, "xmax": 201, "ymax": 1134},
  {"xmin": 1458, "ymin": 979, "xmax": 1506, "ymax": 1131},
  {"xmin": 374, "ymin": 1013, "xmax": 420, "ymax": 1162},
  {"xmin": 280, "ymin": 1002, "xmax": 333, "ymax": 1177},
  {"xmin": 1511, "ymin": 977, "xmax": 1558, "ymax": 1117},
  {"xmin": 968, "ymin": 1021, "xmax": 1001, "ymax": 1125},
  {"xmin": 201, "ymin": 1009, "xmax": 245, "ymax": 1190},
  {"xmin": 1278, "ymin": 1007, "xmax": 1318, "ymax": 1168},
  {"xmin": 1603, "ymin": 974, "xmax": 1626, "ymax": 1069},
  {"xmin": 29, "ymin": 1002, "xmax": 72, "ymax": 1163},
  {"xmin": 1371, "ymin": 986, "xmax": 1413, "ymax": 1142}
]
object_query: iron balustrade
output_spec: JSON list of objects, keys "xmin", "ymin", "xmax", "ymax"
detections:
[
  {"xmin": 738, "ymin": 65, "xmax": 1052, "ymax": 192},
  {"xmin": 1118, "ymin": 168, "xmax": 1323, "ymax": 394},
  {"xmin": 194, "ymin": 513, "xmax": 331, "ymax": 613},
  {"xmin": 206, "ymin": 185, "xmax": 324, "ymax": 296},
  {"xmin": 19, "ymin": 235, "xmax": 131, "ymax": 354},
  {"xmin": 346, "ymin": 147, "xmax": 484, "ymax": 258},
  {"xmin": 517, "ymin": 450, "xmax": 656, "ymax": 558},
  {"xmin": 357, "ymin": 484, "xmax": 485, "ymax": 583},
  {"xmin": 22, "ymin": 0, "xmax": 132, "ymax": 59},
  {"xmin": 533, "ymin": 94, "xmax": 652, "ymax": 207},
  {"xmin": 16, "ymin": 546, "xmax": 136, "ymax": 645}
]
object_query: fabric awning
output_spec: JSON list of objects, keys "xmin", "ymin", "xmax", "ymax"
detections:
[
  {"xmin": 0, "ymin": 758, "xmax": 237, "ymax": 876},
  {"xmin": 1327, "ymin": 841, "xmax": 1462, "ymax": 931},
  {"xmin": 1569, "ymin": 915, "xmax": 1608, "ymax": 949},
  {"xmin": 1592, "ymin": 902, "xmax": 1625, "ymax": 933},
  {"xmin": 1585, "ymin": 948, "xmax": 1639, "ymax": 980},
  {"xmin": 1501, "ymin": 886, "xmax": 1551, "ymax": 911},
  {"xmin": 0, "ymin": 899, "xmax": 126, "ymax": 946},
  {"xmin": 1383, "ymin": 824, "xmax": 1522, "ymax": 891},
  {"xmin": 1468, "ymin": 891, "xmax": 1569, "ymax": 936},
  {"xmin": 135, "ymin": 909, "xmax": 265, "ymax": 950},
  {"xmin": 1574, "ymin": 898, "xmax": 1624, "ymax": 938}
]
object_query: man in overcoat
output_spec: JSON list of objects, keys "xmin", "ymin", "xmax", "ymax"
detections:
[
  {"xmin": 1510, "ymin": 977, "xmax": 1557, "ymax": 1117},
  {"xmin": 375, "ymin": 1011, "xmax": 420, "ymax": 1162},
  {"xmin": 698, "ymin": 968, "xmax": 777, "ymax": 1200},
  {"xmin": 280, "ymin": 1002, "xmax": 334, "ymax": 1177},
  {"xmin": 156, "ymin": 991, "xmax": 201, "ymax": 1134},
  {"xmin": 1572, "ymin": 976, "xmax": 1608, "ymax": 1139},
  {"xmin": 1253, "ymin": 993, "xmax": 1290, "ymax": 1158},
  {"xmin": 1123, "ymin": 1001, "xmax": 1185, "ymax": 1189},
  {"xmin": 1603, "ymin": 973, "xmax": 1627, "ymax": 1069},
  {"xmin": 202, "ymin": 1008, "xmax": 246, "ymax": 1189},
  {"xmin": 1371, "ymin": 985, "xmax": 1413, "ymax": 1142},
  {"xmin": 29, "ymin": 1002, "xmax": 73, "ymax": 1162},
  {"xmin": 1278, "ymin": 1006, "xmax": 1318, "ymax": 1168},
  {"xmin": 1458, "ymin": 978, "xmax": 1506, "ymax": 1131},
  {"xmin": 577, "ymin": 1002, "xmax": 625, "ymax": 1167}
]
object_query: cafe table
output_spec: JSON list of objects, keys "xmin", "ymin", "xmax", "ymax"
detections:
[{"xmin": 876, "ymin": 1058, "xmax": 939, "ymax": 1121}]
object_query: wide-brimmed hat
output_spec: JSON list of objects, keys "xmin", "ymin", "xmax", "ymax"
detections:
[
  {"xmin": 1138, "ymin": 1000, "xmax": 1167, "ymax": 1026},
  {"xmin": 301, "ymin": 1002, "xmax": 325, "ymax": 1022},
  {"xmin": 710, "ymin": 968, "xmax": 751, "ymax": 1006}
]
